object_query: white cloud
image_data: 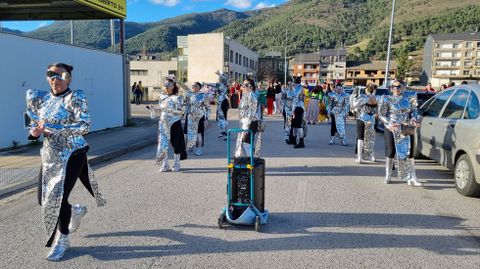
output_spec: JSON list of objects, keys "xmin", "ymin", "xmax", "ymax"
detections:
[
  {"xmin": 225, "ymin": 0, "xmax": 252, "ymax": 9},
  {"xmin": 255, "ymin": 2, "xmax": 276, "ymax": 9},
  {"xmin": 149, "ymin": 0, "xmax": 180, "ymax": 7}
]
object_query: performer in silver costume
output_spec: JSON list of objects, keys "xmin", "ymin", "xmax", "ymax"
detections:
[
  {"xmin": 183, "ymin": 81, "xmax": 211, "ymax": 156},
  {"xmin": 281, "ymin": 82, "xmax": 295, "ymax": 144},
  {"xmin": 214, "ymin": 71, "xmax": 230, "ymax": 139},
  {"xmin": 290, "ymin": 76, "xmax": 306, "ymax": 148},
  {"xmin": 378, "ymin": 80, "xmax": 422, "ymax": 186},
  {"xmin": 148, "ymin": 77, "xmax": 187, "ymax": 172},
  {"xmin": 235, "ymin": 78, "xmax": 264, "ymax": 157},
  {"xmin": 352, "ymin": 83, "xmax": 378, "ymax": 163},
  {"xmin": 26, "ymin": 63, "xmax": 106, "ymax": 261},
  {"xmin": 327, "ymin": 84, "xmax": 350, "ymax": 146}
]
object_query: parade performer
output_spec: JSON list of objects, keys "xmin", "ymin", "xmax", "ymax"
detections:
[
  {"xmin": 183, "ymin": 81, "xmax": 211, "ymax": 156},
  {"xmin": 26, "ymin": 62, "xmax": 106, "ymax": 261},
  {"xmin": 290, "ymin": 76, "xmax": 307, "ymax": 148},
  {"xmin": 327, "ymin": 84, "xmax": 350, "ymax": 146},
  {"xmin": 378, "ymin": 80, "xmax": 422, "ymax": 186},
  {"xmin": 235, "ymin": 78, "xmax": 264, "ymax": 157},
  {"xmin": 281, "ymin": 82, "xmax": 295, "ymax": 144},
  {"xmin": 214, "ymin": 71, "xmax": 230, "ymax": 139},
  {"xmin": 148, "ymin": 76, "xmax": 187, "ymax": 172},
  {"xmin": 352, "ymin": 84, "xmax": 378, "ymax": 163}
]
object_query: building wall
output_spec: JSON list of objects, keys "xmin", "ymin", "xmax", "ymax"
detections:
[
  {"xmin": 187, "ymin": 33, "xmax": 224, "ymax": 83},
  {"xmin": 225, "ymin": 36, "xmax": 258, "ymax": 82},
  {"xmin": 0, "ymin": 33, "xmax": 124, "ymax": 149},
  {"xmin": 130, "ymin": 60, "xmax": 177, "ymax": 101},
  {"xmin": 345, "ymin": 69, "xmax": 397, "ymax": 86}
]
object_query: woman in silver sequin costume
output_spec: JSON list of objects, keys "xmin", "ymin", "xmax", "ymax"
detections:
[
  {"xmin": 148, "ymin": 77, "xmax": 187, "ymax": 172},
  {"xmin": 183, "ymin": 82, "xmax": 211, "ymax": 156},
  {"xmin": 26, "ymin": 63, "xmax": 106, "ymax": 261},
  {"xmin": 281, "ymin": 82, "xmax": 296, "ymax": 144},
  {"xmin": 327, "ymin": 84, "xmax": 350, "ymax": 146},
  {"xmin": 352, "ymin": 83, "xmax": 378, "ymax": 163},
  {"xmin": 289, "ymin": 76, "xmax": 306, "ymax": 148},
  {"xmin": 378, "ymin": 81, "xmax": 422, "ymax": 186},
  {"xmin": 235, "ymin": 78, "xmax": 264, "ymax": 157},
  {"xmin": 214, "ymin": 71, "xmax": 230, "ymax": 140}
]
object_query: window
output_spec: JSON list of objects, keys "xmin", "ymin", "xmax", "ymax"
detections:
[
  {"xmin": 466, "ymin": 42, "xmax": 473, "ymax": 48},
  {"xmin": 131, "ymin": 69, "xmax": 148, "ymax": 76},
  {"xmin": 441, "ymin": 89, "xmax": 469, "ymax": 119},
  {"xmin": 235, "ymin": 53, "xmax": 238, "ymax": 64},
  {"xmin": 464, "ymin": 92, "xmax": 480, "ymax": 119},
  {"xmin": 230, "ymin": 50, "xmax": 234, "ymax": 63},
  {"xmin": 465, "ymin": 51, "xmax": 472, "ymax": 57},
  {"xmin": 463, "ymin": 70, "xmax": 471, "ymax": 75},
  {"xmin": 423, "ymin": 90, "xmax": 454, "ymax": 117}
]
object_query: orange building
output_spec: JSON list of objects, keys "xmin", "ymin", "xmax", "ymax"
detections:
[{"xmin": 345, "ymin": 61, "xmax": 397, "ymax": 86}]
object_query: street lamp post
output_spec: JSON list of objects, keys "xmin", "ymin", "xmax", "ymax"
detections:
[
  {"xmin": 384, "ymin": 0, "xmax": 396, "ymax": 87},
  {"xmin": 284, "ymin": 27, "xmax": 288, "ymax": 84}
]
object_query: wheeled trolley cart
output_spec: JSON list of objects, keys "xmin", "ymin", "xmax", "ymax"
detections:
[{"xmin": 218, "ymin": 128, "xmax": 269, "ymax": 232}]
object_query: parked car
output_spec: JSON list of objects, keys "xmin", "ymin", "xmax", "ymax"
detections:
[{"xmin": 415, "ymin": 85, "xmax": 480, "ymax": 197}]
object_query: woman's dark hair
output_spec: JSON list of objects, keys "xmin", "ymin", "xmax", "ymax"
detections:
[
  {"xmin": 166, "ymin": 78, "xmax": 179, "ymax": 95},
  {"xmin": 244, "ymin": 77, "xmax": 256, "ymax": 90},
  {"xmin": 313, "ymin": 84, "xmax": 321, "ymax": 94},
  {"xmin": 48, "ymin": 62, "xmax": 73, "ymax": 74}
]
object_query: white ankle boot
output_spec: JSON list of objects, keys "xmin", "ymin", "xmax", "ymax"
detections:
[
  {"xmin": 385, "ymin": 157, "xmax": 393, "ymax": 184},
  {"xmin": 329, "ymin": 136, "xmax": 335, "ymax": 145},
  {"xmin": 69, "ymin": 204, "xmax": 87, "ymax": 234},
  {"xmin": 356, "ymin": 140, "xmax": 364, "ymax": 163},
  {"xmin": 172, "ymin": 154, "xmax": 181, "ymax": 172},
  {"xmin": 46, "ymin": 232, "xmax": 70, "ymax": 261},
  {"xmin": 407, "ymin": 158, "xmax": 423, "ymax": 187},
  {"xmin": 159, "ymin": 157, "xmax": 170, "ymax": 172},
  {"xmin": 195, "ymin": 147, "xmax": 203, "ymax": 156}
]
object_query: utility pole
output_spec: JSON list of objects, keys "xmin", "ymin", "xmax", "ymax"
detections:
[
  {"xmin": 384, "ymin": 0, "xmax": 396, "ymax": 87},
  {"xmin": 284, "ymin": 27, "xmax": 288, "ymax": 84},
  {"xmin": 70, "ymin": 20, "xmax": 74, "ymax": 45}
]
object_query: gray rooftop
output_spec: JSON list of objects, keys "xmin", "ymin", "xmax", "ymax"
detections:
[
  {"xmin": 294, "ymin": 49, "xmax": 347, "ymax": 63},
  {"xmin": 430, "ymin": 32, "xmax": 480, "ymax": 41},
  {"xmin": 347, "ymin": 61, "xmax": 398, "ymax": 70}
]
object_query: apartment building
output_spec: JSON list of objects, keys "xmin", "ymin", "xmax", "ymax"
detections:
[
  {"xmin": 422, "ymin": 32, "xmax": 480, "ymax": 87},
  {"xmin": 177, "ymin": 33, "xmax": 258, "ymax": 84},
  {"xmin": 345, "ymin": 61, "xmax": 397, "ymax": 86},
  {"xmin": 293, "ymin": 49, "xmax": 347, "ymax": 85},
  {"xmin": 130, "ymin": 59, "xmax": 177, "ymax": 101}
]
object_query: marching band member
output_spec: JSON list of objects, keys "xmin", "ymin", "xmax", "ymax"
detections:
[
  {"xmin": 148, "ymin": 76, "xmax": 187, "ymax": 172},
  {"xmin": 26, "ymin": 62, "xmax": 106, "ymax": 261},
  {"xmin": 378, "ymin": 80, "xmax": 422, "ymax": 186},
  {"xmin": 327, "ymin": 84, "xmax": 350, "ymax": 146},
  {"xmin": 352, "ymin": 84, "xmax": 378, "ymax": 163},
  {"xmin": 183, "ymin": 81, "xmax": 211, "ymax": 156}
]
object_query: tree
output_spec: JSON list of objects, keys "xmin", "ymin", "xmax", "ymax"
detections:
[{"xmin": 395, "ymin": 47, "xmax": 415, "ymax": 81}]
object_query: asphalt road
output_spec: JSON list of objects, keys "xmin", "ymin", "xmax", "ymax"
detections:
[{"xmin": 1, "ymin": 110, "xmax": 480, "ymax": 269}]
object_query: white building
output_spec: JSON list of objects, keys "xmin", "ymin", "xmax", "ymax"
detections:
[
  {"xmin": 177, "ymin": 33, "xmax": 258, "ymax": 83},
  {"xmin": 130, "ymin": 59, "xmax": 177, "ymax": 101}
]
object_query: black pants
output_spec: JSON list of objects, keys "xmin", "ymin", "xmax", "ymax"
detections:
[
  {"xmin": 171, "ymin": 120, "xmax": 187, "ymax": 160},
  {"xmin": 291, "ymin": 107, "xmax": 304, "ymax": 128},
  {"xmin": 384, "ymin": 129, "xmax": 414, "ymax": 158},
  {"xmin": 242, "ymin": 120, "xmax": 258, "ymax": 144},
  {"xmin": 46, "ymin": 147, "xmax": 94, "ymax": 246},
  {"xmin": 221, "ymin": 99, "xmax": 229, "ymax": 121},
  {"xmin": 356, "ymin": 120, "xmax": 365, "ymax": 140},
  {"xmin": 330, "ymin": 113, "xmax": 337, "ymax": 136}
]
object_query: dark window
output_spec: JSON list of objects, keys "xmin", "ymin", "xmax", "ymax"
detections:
[
  {"xmin": 464, "ymin": 92, "xmax": 480, "ymax": 119},
  {"xmin": 230, "ymin": 50, "xmax": 234, "ymax": 63},
  {"xmin": 423, "ymin": 90, "xmax": 454, "ymax": 117},
  {"xmin": 235, "ymin": 53, "xmax": 238, "ymax": 64},
  {"xmin": 441, "ymin": 89, "xmax": 469, "ymax": 119}
]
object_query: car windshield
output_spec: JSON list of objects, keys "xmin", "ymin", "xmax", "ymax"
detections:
[{"xmin": 376, "ymin": 88, "xmax": 390, "ymax": 96}]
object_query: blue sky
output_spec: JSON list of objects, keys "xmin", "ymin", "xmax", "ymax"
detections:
[{"xmin": 2, "ymin": 0, "xmax": 288, "ymax": 32}]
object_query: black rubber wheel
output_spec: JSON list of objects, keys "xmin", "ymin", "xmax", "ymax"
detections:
[
  {"xmin": 254, "ymin": 216, "xmax": 261, "ymax": 232},
  {"xmin": 454, "ymin": 154, "xmax": 480, "ymax": 197},
  {"xmin": 218, "ymin": 213, "xmax": 226, "ymax": 229}
]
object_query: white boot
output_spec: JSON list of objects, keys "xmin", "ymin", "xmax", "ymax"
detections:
[
  {"xmin": 407, "ymin": 158, "xmax": 423, "ymax": 187},
  {"xmin": 341, "ymin": 137, "xmax": 348, "ymax": 146},
  {"xmin": 172, "ymin": 154, "xmax": 181, "ymax": 172},
  {"xmin": 195, "ymin": 134, "xmax": 204, "ymax": 156},
  {"xmin": 46, "ymin": 231, "xmax": 70, "ymax": 261},
  {"xmin": 329, "ymin": 136, "xmax": 335, "ymax": 145},
  {"xmin": 356, "ymin": 140, "xmax": 364, "ymax": 163},
  {"xmin": 69, "ymin": 204, "xmax": 87, "ymax": 234},
  {"xmin": 159, "ymin": 157, "xmax": 170, "ymax": 172},
  {"xmin": 385, "ymin": 157, "xmax": 393, "ymax": 184}
]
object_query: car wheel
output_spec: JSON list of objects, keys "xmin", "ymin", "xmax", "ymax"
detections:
[{"xmin": 454, "ymin": 154, "xmax": 480, "ymax": 197}]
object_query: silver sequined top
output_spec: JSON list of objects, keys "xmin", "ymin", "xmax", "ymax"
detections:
[
  {"xmin": 281, "ymin": 87, "xmax": 296, "ymax": 113},
  {"xmin": 292, "ymin": 84, "xmax": 305, "ymax": 110},
  {"xmin": 327, "ymin": 91, "xmax": 350, "ymax": 116},
  {"xmin": 185, "ymin": 90, "xmax": 211, "ymax": 120},
  {"xmin": 239, "ymin": 91, "xmax": 261, "ymax": 122},
  {"xmin": 27, "ymin": 88, "xmax": 89, "ymax": 150},
  {"xmin": 158, "ymin": 94, "xmax": 185, "ymax": 126},
  {"xmin": 378, "ymin": 94, "xmax": 418, "ymax": 129},
  {"xmin": 352, "ymin": 94, "xmax": 378, "ymax": 124}
]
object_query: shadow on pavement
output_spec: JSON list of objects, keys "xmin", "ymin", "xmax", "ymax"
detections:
[{"xmin": 72, "ymin": 212, "xmax": 480, "ymax": 261}]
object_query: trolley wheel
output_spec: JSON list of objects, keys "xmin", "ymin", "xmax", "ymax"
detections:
[
  {"xmin": 218, "ymin": 213, "xmax": 226, "ymax": 229},
  {"xmin": 254, "ymin": 216, "xmax": 261, "ymax": 232}
]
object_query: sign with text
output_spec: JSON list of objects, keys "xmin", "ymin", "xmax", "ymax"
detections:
[{"xmin": 75, "ymin": 0, "xmax": 126, "ymax": 18}]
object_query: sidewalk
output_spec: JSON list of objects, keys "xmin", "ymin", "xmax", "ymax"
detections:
[{"xmin": 0, "ymin": 116, "xmax": 158, "ymax": 197}]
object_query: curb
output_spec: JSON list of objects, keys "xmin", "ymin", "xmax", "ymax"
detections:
[{"xmin": 0, "ymin": 137, "xmax": 157, "ymax": 199}]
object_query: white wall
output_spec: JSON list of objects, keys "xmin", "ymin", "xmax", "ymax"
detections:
[
  {"xmin": 130, "ymin": 60, "xmax": 177, "ymax": 101},
  {"xmin": 0, "ymin": 33, "xmax": 124, "ymax": 149}
]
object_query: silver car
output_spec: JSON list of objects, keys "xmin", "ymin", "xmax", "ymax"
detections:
[{"xmin": 415, "ymin": 85, "xmax": 480, "ymax": 197}]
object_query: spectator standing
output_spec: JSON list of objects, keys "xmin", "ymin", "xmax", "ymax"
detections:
[
  {"xmin": 424, "ymin": 83, "xmax": 436, "ymax": 93},
  {"xmin": 266, "ymin": 81, "xmax": 276, "ymax": 115}
]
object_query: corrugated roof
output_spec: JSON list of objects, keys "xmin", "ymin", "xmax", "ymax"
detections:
[
  {"xmin": 294, "ymin": 49, "xmax": 347, "ymax": 63},
  {"xmin": 347, "ymin": 61, "xmax": 398, "ymax": 70},
  {"xmin": 430, "ymin": 32, "xmax": 480, "ymax": 41}
]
